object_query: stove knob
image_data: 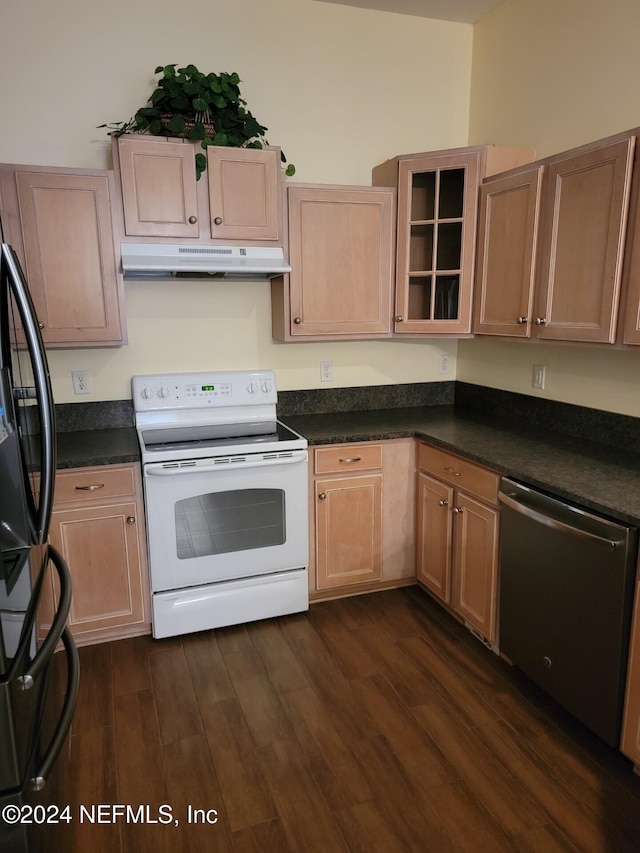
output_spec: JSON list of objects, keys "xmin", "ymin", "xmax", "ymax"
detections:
[
  {"xmin": 261, "ymin": 380, "xmax": 273, "ymax": 394},
  {"xmin": 157, "ymin": 386, "xmax": 171, "ymax": 399},
  {"xmin": 247, "ymin": 382, "xmax": 258, "ymax": 395},
  {"xmin": 140, "ymin": 386, "xmax": 154, "ymax": 400}
]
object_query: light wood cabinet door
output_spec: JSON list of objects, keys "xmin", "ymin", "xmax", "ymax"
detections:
[
  {"xmin": 534, "ymin": 136, "xmax": 634, "ymax": 343},
  {"xmin": 274, "ymin": 184, "xmax": 395, "ymax": 339},
  {"xmin": 452, "ymin": 491, "xmax": 499, "ymax": 641},
  {"xmin": 117, "ymin": 136, "xmax": 200, "ymax": 238},
  {"xmin": 622, "ymin": 578, "xmax": 640, "ymax": 770},
  {"xmin": 1, "ymin": 167, "xmax": 125, "ymax": 346},
  {"xmin": 416, "ymin": 472, "xmax": 453, "ymax": 603},
  {"xmin": 207, "ymin": 146, "xmax": 280, "ymax": 241},
  {"xmin": 42, "ymin": 464, "xmax": 150, "ymax": 646},
  {"xmin": 314, "ymin": 473, "xmax": 383, "ymax": 591},
  {"xmin": 416, "ymin": 442, "xmax": 500, "ymax": 645},
  {"xmin": 473, "ymin": 165, "xmax": 544, "ymax": 337}
]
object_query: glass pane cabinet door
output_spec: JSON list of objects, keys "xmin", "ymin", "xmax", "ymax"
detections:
[{"xmin": 396, "ymin": 152, "xmax": 480, "ymax": 334}]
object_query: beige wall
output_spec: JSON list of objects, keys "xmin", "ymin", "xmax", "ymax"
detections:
[
  {"xmin": 463, "ymin": 0, "xmax": 640, "ymax": 416},
  {"xmin": 0, "ymin": 0, "xmax": 471, "ymax": 402}
]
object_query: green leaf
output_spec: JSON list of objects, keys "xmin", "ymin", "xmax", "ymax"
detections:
[
  {"xmin": 167, "ymin": 114, "xmax": 185, "ymax": 133},
  {"xmin": 186, "ymin": 123, "xmax": 206, "ymax": 140},
  {"xmin": 213, "ymin": 131, "xmax": 228, "ymax": 146},
  {"xmin": 162, "ymin": 64, "xmax": 176, "ymax": 79},
  {"xmin": 192, "ymin": 97, "xmax": 208, "ymax": 112},
  {"xmin": 147, "ymin": 119, "xmax": 163, "ymax": 135},
  {"xmin": 200, "ymin": 138, "xmax": 216, "ymax": 148},
  {"xmin": 285, "ymin": 164, "xmax": 296, "ymax": 177}
]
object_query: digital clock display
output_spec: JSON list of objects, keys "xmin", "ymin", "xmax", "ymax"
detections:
[{"xmin": 201, "ymin": 385, "xmax": 215, "ymax": 391}]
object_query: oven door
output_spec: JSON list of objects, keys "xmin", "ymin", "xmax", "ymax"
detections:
[{"xmin": 143, "ymin": 449, "xmax": 309, "ymax": 593}]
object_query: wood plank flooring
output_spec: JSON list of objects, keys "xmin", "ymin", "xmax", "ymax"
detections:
[{"xmin": 47, "ymin": 587, "xmax": 640, "ymax": 852}]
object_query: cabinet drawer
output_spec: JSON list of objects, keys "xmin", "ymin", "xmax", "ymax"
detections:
[
  {"xmin": 417, "ymin": 443, "xmax": 499, "ymax": 504},
  {"xmin": 54, "ymin": 465, "xmax": 136, "ymax": 504},
  {"xmin": 314, "ymin": 443, "xmax": 383, "ymax": 475}
]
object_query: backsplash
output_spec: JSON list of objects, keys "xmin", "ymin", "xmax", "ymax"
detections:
[
  {"xmin": 455, "ymin": 382, "xmax": 640, "ymax": 455},
  {"xmin": 277, "ymin": 381, "xmax": 455, "ymax": 416}
]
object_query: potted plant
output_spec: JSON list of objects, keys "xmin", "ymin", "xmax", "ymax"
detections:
[{"xmin": 100, "ymin": 64, "xmax": 294, "ymax": 180}]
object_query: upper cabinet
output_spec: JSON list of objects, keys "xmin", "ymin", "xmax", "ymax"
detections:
[
  {"xmin": 0, "ymin": 164, "xmax": 126, "ymax": 347},
  {"xmin": 474, "ymin": 132, "xmax": 636, "ymax": 344},
  {"xmin": 113, "ymin": 135, "xmax": 282, "ymax": 244},
  {"xmin": 373, "ymin": 145, "xmax": 535, "ymax": 336},
  {"xmin": 271, "ymin": 183, "xmax": 395, "ymax": 340}
]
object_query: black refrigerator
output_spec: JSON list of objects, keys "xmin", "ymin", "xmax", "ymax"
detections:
[{"xmin": 0, "ymin": 243, "xmax": 79, "ymax": 852}]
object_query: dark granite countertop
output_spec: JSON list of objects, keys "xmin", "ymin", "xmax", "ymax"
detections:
[
  {"xmin": 283, "ymin": 406, "xmax": 640, "ymax": 527},
  {"xmin": 56, "ymin": 427, "xmax": 140, "ymax": 470}
]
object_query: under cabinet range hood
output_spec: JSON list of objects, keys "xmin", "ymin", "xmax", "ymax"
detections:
[{"xmin": 121, "ymin": 243, "xmax": 291, "ymax": 280}]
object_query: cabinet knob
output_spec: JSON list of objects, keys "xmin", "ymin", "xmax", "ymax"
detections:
[
  {"xmin": 214, "ymin": 216, "xmax": 223, "ymax": 225},
  {"xmin": 452, "ymin": 507, "xmax": 464, "ymax": 514},
  {"xmin": 438, "ymin": 499, "xmax": 449, "ymax": 507},
  {"xmin": 535, "ymin": 317, "xmax": 547, "ymax": 325},
  {"xmin": 38, "ymin": 322, "xmax": 45, "ymax": 330},
  {"xmin": 293, "ymin": 317, "xmax": 302, "ymax": 325},
  {"xmin": 395, "ymin": 315, "xmax": 404, "ymax": 323},
  {"xmin": 318, "ymin": 492, "xmax": 327, "ymax": 501},
  {"xmin": 188, "ymin": 215, "xmax": 198, "ymax": 224},
  {"xmin": 126, "ymin": 516, "xmax": 136, "ymax": 525},
  {"xmin": 516, "ymin": 316, "xmax": 528, "ymax": 325}
]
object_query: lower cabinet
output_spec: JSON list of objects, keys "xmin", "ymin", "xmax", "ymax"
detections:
[
  {"xmin": 416, "ymin": 442, "xmax": 500, "ymax": 644},
  {"xmin": 622, "ymin": 572, "xmax": 640, "ymax": 771},
  {"xmin": 41, "ymin": 463, "xmax": 150, "ymax": 646},
  {"xmin": 308, "ymin": 439, "xmax": 415, "ymax": 599}
]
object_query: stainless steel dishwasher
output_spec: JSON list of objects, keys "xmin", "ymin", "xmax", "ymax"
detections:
[{"xmin": 499, "ymin": 478, "xmax": 638, "ymax": 747}]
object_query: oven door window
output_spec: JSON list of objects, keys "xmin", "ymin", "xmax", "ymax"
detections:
[{"xmin": 175, "ymin": 488, "xmax": 285, "ymax": 559}]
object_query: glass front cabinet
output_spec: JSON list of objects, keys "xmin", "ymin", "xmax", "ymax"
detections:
[{"xmin": 373, "ymin": 145, "xmax": 535, "ymax": 336}]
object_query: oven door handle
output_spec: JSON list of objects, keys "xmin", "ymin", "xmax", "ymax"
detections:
[{"xmin": 145, "ymin": 449, "xmax": 308, "ymax": 475}]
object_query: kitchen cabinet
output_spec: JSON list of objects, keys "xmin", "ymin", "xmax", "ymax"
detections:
[
  {"xmin": 473, "ymin": 164, "xmax": 544, "ymax": 336},
  {"xmin": 271, "ymin": 183, "xmax": 395, "ymax": 340},
  {"xmin": 416, "ymin": 442, "xmax": 500, "ymax": 644},
  {"xmin": 474, "ymin": 132, "xmax": 635, "ymax": 343},
  {"xmin": 114, "ymin": 135, "xmax": 282, "ymax": 242},
  {"xmin": 622, "ymin": 569, "xmax": 640, "ymax": 772},
  {"xmin": 0, "ymin": 164, "xmax": 126, "ymax": 347},
  {"xmin": 39, "ymin": 464, "xmax": 150, "ymax": 646},
  {"xmin": 372, "ymin": 145, "xmax": 535, "ymax": 336},
  {"xmin": 308, "ymin": 439, "xmax": 415, "ymax": 599}
]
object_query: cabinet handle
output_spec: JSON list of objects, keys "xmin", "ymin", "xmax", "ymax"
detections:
[
  {"xmin": 293, "ymin": 317, "xmax": 302, "ymax": 325},
  {"xmin": 535, "ymin": 317, "xmax": 547, "ymax": 325},
  {"xmin": 339, "ymin": 457, "xmax": 362, "ymax": 464},
  {"xmin": 318, "ymin": 492, "xmax": 327, "ymax": 500},
  {"xmin": 452, "ymin": 507, "xmax": 464, "ymax": 514},
  {"xmin": 126, "ymin": 516, "xmax": 135, "ymax": 525},
  {"xmin": 516, "ymin": 316, "xmax": 528, "ymax": 324},
  {"xmin": 75, "ymin": 483, "xmax": 105, "ymax": 491},
  {"xmin": 443, "ymin": 466, "xmax": 460, "ymax": 476},
  {"xmin": 438, "ymin": 499, "xmax": 449, "ymax": 507},
  {"xmin": 214, "ymin": 216, "xmax": 223, "ymax": 225},
  {"xmin": 188, "ymin": 215, "xmax": 198, "ymax": 224},
  {"xmin": 38, "ymin": 322, "xmax": 45, "ymax": 330},
  {"xmin": 395, "ymin": 315, "xmax": 404, "ymax": 323}
]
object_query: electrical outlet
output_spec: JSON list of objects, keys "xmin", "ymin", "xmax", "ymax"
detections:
[
  {"xmin": 532, "ymin": 364, "xmax": 546, "ymax": 390},
  {"xmin": 437, "ymin": 354, "xmax": 451, "ymax": 375},
  {"xmin": 72, "ymin": 370, "xmax": 90, "ymax": 395},
  {"xmin": 320, "ymin": 360, "xmax": 333, "ymax": 382}
]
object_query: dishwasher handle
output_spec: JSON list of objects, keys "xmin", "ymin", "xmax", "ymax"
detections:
[{"xmin": 498, "ymin": 490, "xmax": 622, "ymax": 551}]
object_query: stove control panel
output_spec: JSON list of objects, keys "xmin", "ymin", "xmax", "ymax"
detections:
[{"xmin": 132, "ymin": 370, "xmax": 277, "ymax": 411}]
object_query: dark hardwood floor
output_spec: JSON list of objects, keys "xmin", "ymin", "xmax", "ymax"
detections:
[{"xmin": 46, "ymin": 587, "xmax": 640, "ymax": 852}]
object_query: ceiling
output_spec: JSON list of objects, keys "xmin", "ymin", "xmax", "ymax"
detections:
[{"xmin": 314, "ymin": 0, "xmax": 505, "ymax": 24}]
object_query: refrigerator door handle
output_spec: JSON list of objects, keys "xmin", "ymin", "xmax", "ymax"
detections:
[
  {"xmin": 1, "ymin": 244, "xmax": 56, "ymax": 544},
  {"xmin": 18, "ymin": 545, "xmax": 72, "ymax": 690},
  {"xmin": 30, "ymin": 626, "xmax": 79, "ymax": 790}
]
